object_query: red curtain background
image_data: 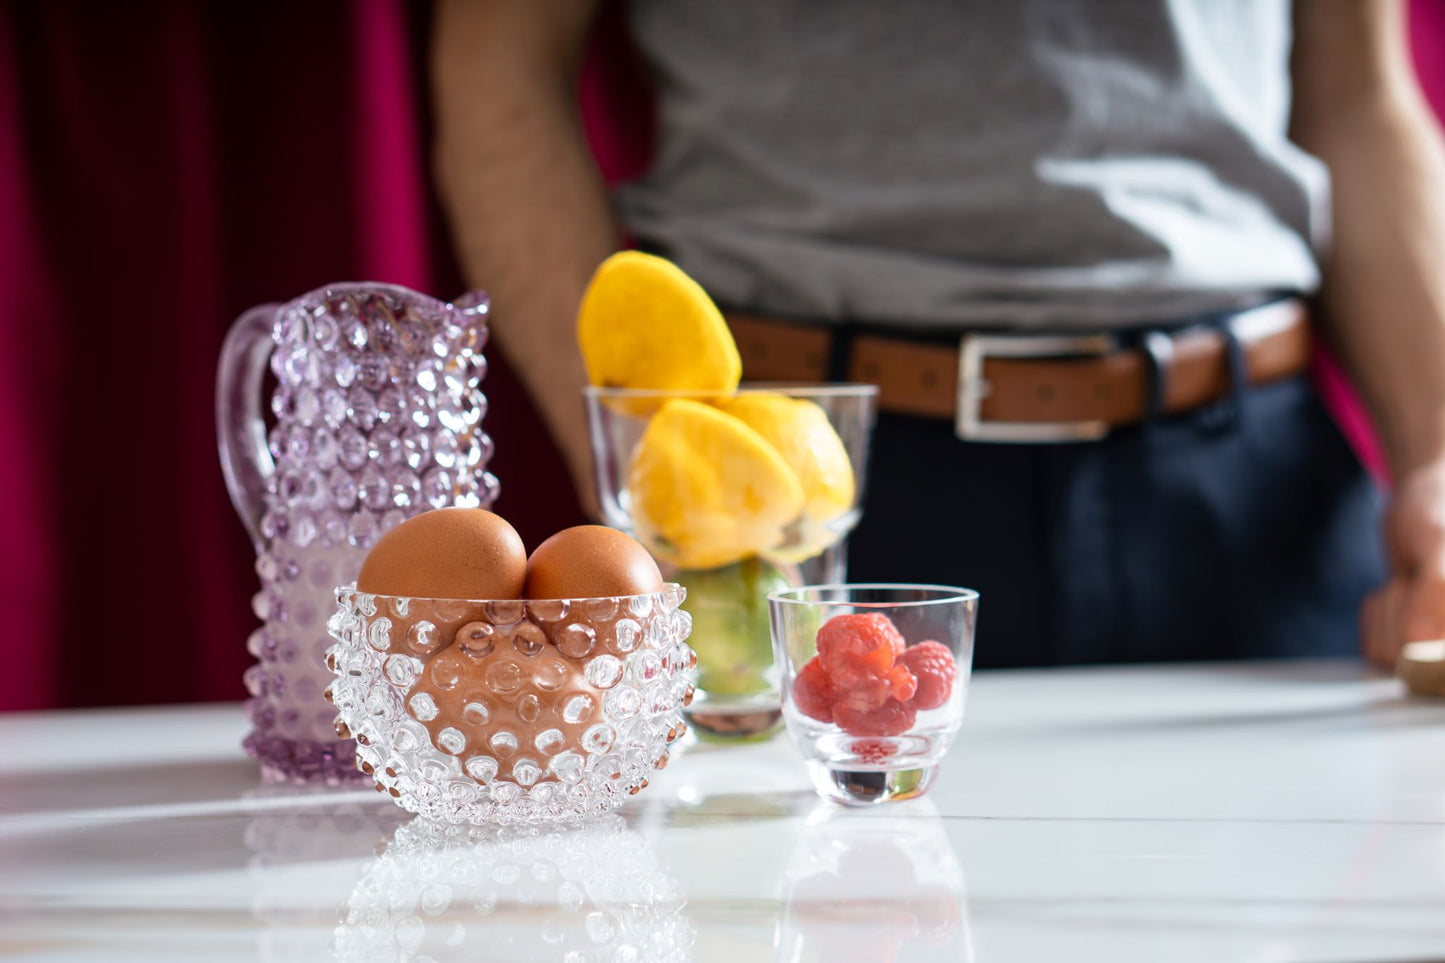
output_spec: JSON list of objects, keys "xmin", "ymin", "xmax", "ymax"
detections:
[{"xmin": 0, "ymin": 1, "xmax": 1436, "ymax": 711}]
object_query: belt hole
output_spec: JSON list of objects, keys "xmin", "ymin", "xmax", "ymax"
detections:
[
  {"xmin": 921, "ymin": 369, "xmax": 937, "ymax": 388},
  {"xmin": 1037, "ymin": 384, "xmax": 1055, "ymax": 403}
]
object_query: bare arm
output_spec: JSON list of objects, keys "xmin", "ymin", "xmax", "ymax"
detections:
[
  {"xmin": 432, "ymin": 0, "xmax": 614, "ymax": 515},
  {"xmin": 1291, "ymin": 0, "xmax": 1445, "ymax": 662}
]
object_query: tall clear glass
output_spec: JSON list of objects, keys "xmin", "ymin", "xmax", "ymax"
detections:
[
  {"xmin": 585, "ymin": 383, "xmax": 877, "ymax": 740},
  {"xmin": 217, "ymin": 282, "xmax": 498, "ymax": 783}
]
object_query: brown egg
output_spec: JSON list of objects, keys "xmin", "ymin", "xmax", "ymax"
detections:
[
  {"xmin": 523, "ymin": 525, "xmax": 664, "ymax": 600},
  {"xmin": 357, "ymin": 507, "xmax": 527, "ymax": 600}
]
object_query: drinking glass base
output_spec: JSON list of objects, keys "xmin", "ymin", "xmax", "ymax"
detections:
[
  {"xmin": 808, "ymin": 761, "xmax": 938, "ymax": 806},
  {"xmin": 684, "ymin": 706, "xmax": 783, "ymax": 742}
]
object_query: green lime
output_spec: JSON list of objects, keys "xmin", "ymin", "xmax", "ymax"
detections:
[{"xmin": 678, "ymin": 557, "xmax": 798, "ymax": 696}]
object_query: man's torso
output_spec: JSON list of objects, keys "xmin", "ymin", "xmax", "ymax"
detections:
[{"xmin": 618, "ymin": 0, "xmax": 1327, "ymax": 330}]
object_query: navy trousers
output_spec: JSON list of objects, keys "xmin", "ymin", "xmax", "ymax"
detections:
[{"xmin": 847, "ymin": 376, "xmax": 1387, "ymax": 668}]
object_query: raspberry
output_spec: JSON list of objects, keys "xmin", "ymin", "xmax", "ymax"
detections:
[
  {"xmin": 816, "ymin": 613, "xmax": 904, "ymax": 689},
  {"xmin": 850, "ymin": 738, "xmax": 898, "ymax": 764},
  {"xmin": 830, "ymin": 663, "xmax": 916, "ymax": 712},
  {"xmin": 831, "ymin": 670, "xmax": 887, "ymax": 712},
  {"xmin": 791, "ymin": 656, "xmax": 837, "ymax": 723},
  {"xmin": 898, "ymin": 640, "xmax": 957, "ymax": 710},
  {"xmin": 834, "ymin": 698, "xmax": 917, "ymax": 737},
  {"xmin": 888, "ymin": 663, "xmax": 918, "ymax": 702}
]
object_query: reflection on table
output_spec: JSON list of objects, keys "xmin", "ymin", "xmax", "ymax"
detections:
[
  {"xmin": 332, "ymin": 814, "xmax": 693, "ymax": 962},
  {"xmin": 244, "ymin": 784, "xmax": 405, "ymax": 962},
  {"xmin": 779, "ymin": 801, "xmax": 970, "ymax": 963}
]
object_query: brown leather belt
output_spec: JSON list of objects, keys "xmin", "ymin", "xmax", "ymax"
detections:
[{"xmin": 725, "ymin": 300, "xmax": 1312, "ymax": 442}]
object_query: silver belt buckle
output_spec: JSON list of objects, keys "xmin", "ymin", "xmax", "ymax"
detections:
[{"xmin": 955, "ymin": 332, "xmax": 1117, "ymax": 443}]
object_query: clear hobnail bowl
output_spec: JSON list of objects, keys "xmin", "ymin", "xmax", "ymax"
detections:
[
  {"xmin": 325, "ymin": 584, "xmax": 695, "ymax": 824},
  {"xmin": 769, "ymin": 584, "xmax": 977, "ymax": 806}
]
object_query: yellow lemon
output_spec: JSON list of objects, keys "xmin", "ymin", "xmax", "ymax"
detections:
[
  {"xmin": 577, "ymin": 251, "xmax": 741, "ymax": 398},
  {"xmin": 718, "ymin": 394, "xmax": 855, "ymax": 519},
  {"xmin": 628, "ymin": 399, "xmax": 805, "ymax": 569},
  {"xmin": 718, "ymin": 394, "xmax": 857, "ymax": 562}
]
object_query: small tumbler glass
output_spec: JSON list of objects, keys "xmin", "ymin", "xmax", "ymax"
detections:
[{"xmin": 769, "ymin": 584, "xmax": 977, "ymax": 806}]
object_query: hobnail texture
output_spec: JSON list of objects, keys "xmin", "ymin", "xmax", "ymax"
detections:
[
  {"xmin": 326, "ymin": 585, "xmax": 696, "ymax": 823},
  {"xmin": 333, "ymin": 815, "xmax": 694, "ymax": 961},
  {"xmin": 219, "ymin": 282, "xmax": 498, "ymax": 784}
]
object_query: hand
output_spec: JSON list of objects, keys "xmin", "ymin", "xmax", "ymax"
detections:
[{"xmin": 1362, "ymin": 461, "xmax": 1445, "ymax": 667}]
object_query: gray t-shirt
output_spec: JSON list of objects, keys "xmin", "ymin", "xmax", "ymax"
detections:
[{"xmin": 616, "ymin": 0, "xmax": 1327, "ymax": 330}]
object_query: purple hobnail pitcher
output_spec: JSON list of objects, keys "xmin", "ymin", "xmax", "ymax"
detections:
[{"xmin": 217, "ymin": 282, "xmax": 498, "ymax": 783}]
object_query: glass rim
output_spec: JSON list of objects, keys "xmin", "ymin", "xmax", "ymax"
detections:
[
  {"xmin": 583, "ymin": 382, "xmax": 879, "ymax": 400},
  {"xmin": 339, "ymin": 581, "xmax": 684, "ymax": 605},
  {"xmin": 768, "ymin": 583, "xmax": 979, "ymax": 607},
  {"xmin": 281, "ymin": 279, "xmax": 466, "ymax": 309}
]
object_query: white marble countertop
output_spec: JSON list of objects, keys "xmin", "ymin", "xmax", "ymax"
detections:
[{"xmin": 3, "ymin": 660, "xmax": 1444, "ymax": 962}]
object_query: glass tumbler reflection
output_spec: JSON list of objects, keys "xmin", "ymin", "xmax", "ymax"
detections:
[{"xmin": 217, "ymin": 282, "xmax": 498, "ymax": 783}]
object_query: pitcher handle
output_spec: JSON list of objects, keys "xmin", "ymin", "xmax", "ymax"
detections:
[{"xmin": 216, "ymin": 305, "xmax": 279, "ymax": 550}]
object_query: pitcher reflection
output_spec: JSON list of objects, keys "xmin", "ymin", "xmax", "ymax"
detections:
[
  {"xmin": 333, "ymin": 814, "xmax": 694, "ymax": 962},
  {"xmin": 245, "ymin": 784, "xmax": 404, "ymax": 962}
]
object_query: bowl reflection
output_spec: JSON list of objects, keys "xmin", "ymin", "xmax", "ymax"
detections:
[{"xmin": 333, "ymin": 814, "xmax": 693, "ymax": 962}]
